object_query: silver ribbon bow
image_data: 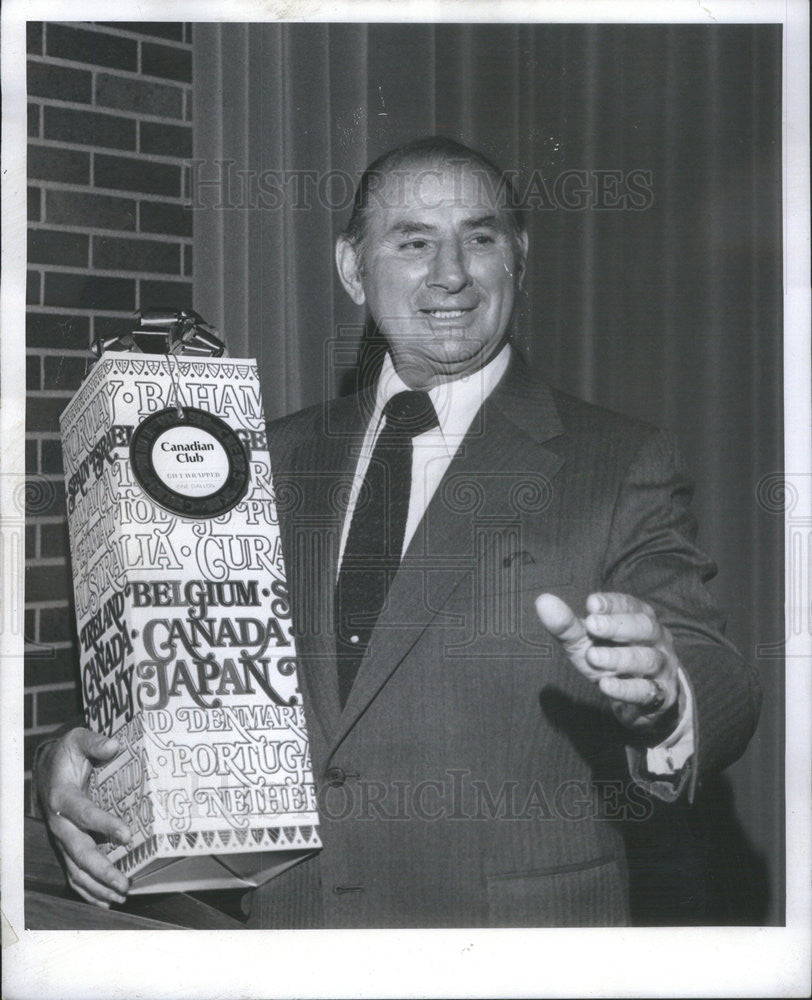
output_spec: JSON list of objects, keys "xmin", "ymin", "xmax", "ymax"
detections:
[{"xmin": 91, "ymin": 309, "xmax": 226, "ymax": 358}]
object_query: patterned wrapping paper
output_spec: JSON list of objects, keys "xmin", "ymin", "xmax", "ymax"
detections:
[{"xmin": 59, "ymin": 354, "xmax": 321, "ymax": 893}]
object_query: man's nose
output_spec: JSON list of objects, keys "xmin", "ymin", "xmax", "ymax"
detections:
[{"xmin": 427, "ymin": 240, "xmax": 471, "ymax": 292}]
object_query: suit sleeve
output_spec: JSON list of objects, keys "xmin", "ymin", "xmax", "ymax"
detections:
[{"xmin": 600, "ymin": 427, "xmax": 762, "ymax": 799}]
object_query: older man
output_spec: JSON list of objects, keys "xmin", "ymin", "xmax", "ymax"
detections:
[{"xmin": 37, "ymin": 137, "xmax": 760, "ymax": 927}]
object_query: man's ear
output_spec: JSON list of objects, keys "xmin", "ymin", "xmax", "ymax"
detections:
[
  {"xmin": 515, "ymin": 230, "xmax": 529, "ymax": 288},
  {"xmin": 335, "ymin": 236, "xmax": 366, "ymax": 305}
]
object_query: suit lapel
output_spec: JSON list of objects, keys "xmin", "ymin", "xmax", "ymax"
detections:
[
  {"xmin": 279, "ymin": 393, "xmax": 370, "ymax": 743},
  {"xmin": 331, "ymin": 355, "xmax": 566, "ymax": 753}
]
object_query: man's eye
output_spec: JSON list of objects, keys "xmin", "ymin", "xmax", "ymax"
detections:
[
  {"xmin": 400, "ymin": 239, "xmax": 428, "ymax": 250},
  {"xmin": 470, "ymin": 233, "xmax": 496, "ymax": 246}
]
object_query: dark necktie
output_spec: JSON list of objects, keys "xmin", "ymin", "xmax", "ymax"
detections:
[{"xmin": 335, "ymin": 389, "xmax": 439, "ymax": 707}]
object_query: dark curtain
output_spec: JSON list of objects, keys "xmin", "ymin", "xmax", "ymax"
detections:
[{"xmin": 193, "ymin": 23, "xmax": 784, "ymax": 925}]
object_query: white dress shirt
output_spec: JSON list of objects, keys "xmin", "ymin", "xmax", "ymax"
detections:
[
  {"xmin": 337, "ymin": 345, "xmax": 512, "ymax": 569},
  {"xmin": 337, "ymin": 344, "xmax": 694, "ymax": 778}
]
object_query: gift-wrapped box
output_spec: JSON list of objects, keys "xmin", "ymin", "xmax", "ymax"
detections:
[{"xmin": 59, "ymin": 353, "xmax": 321, "ymax": 893}]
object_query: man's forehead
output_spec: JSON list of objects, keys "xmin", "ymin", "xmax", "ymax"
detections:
[
  {"xmin": 383, "ymin": 214, "xmax": 504, "ymax": 238},
  {"xmin": 366, "ymin": 162, "xmax": 512, "ymax": 227}
]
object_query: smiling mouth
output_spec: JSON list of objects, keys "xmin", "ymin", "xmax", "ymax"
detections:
[{"xmin": 422, "ymin": 308, "xmax": 475, "ymax": 319}]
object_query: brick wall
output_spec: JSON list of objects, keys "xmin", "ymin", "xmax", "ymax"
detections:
[{"xmin": 25, "ymin": 21, "xmax": 194, "ymax": 809}]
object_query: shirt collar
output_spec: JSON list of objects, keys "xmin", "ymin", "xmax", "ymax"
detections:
[{"xmin": 373, "ymin": 343, "xmax": 512, "ymax": 452}]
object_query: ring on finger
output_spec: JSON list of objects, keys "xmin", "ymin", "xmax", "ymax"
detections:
[{"xmin": 641, "ymin": 678, "xmax": 666, "ymax": 713}]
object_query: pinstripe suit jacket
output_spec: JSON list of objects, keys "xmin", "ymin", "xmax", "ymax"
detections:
[{"xmin": 246, "ymin": 354, "xmax": 760, "ymax": 928}]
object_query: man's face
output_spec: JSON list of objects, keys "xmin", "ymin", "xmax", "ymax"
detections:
[{"xmin": 336, "ymin": 161, "xmax": 528, "ymax": 388}]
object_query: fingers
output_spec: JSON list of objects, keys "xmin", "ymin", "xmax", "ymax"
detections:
[
  {"xmin": 585, "ymin": 611, "xmax": 662, "ymax": 645},
  {"xmin": 540, "ymin": 591, "xmax": 680, "ymax": 734},
  {"xmin": 539, "ymin": 590, "xmax": 676, "ymax": 702},
  {"xmin": 52, "ymin": 816, "xmax": 130, "ymax": 900},
  {"xmin": 39, "ymin": 728, "xmax": 133, "ymax": 906},
  {"xmin": 597, "ymin": 674, "xmax": 674, "ymax": 714},
  {"xmin": 542, "ymin": 593, "xmax": 661, "ymax": 646},
  {"xmin": 40, "ymin": 729, "xmax": 132, "ymax": 846},
  {"xmin": 586, "ymin": 643, "xmax": 665, "ymax": 676},
  {"xmin": 62, "ymin": 851, "xmax": 128, "ymax": 907},
  {"xmin": 52, "ymin": 789, "xmax": 132, "ymax": 845},
  {"xmin": 585, "ymin": 592, "xmax": 654, "ymax": 617},
  {"xmin": 535, "ymin": 593, "xmax": 588, "ymax": 648},
  {"xmin": 536, "ymin": 593, "xmax": 605, "ymax": 681},
  {"xmin": 66, "ymin": 728, "xmax": 122, "ymax": 765}
]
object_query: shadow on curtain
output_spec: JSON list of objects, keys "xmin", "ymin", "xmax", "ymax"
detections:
[{"xmin": 192, "ymin": 22, "xmax": 784, "ymax": 925}]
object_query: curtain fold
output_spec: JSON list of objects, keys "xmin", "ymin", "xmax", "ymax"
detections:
[{"xmin": 193, "ymin": 22, "xmax": 784, "ymax": 924}]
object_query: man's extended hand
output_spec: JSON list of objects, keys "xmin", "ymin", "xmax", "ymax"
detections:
[
  {"xmin": 37, "ymin": 727, "xmax": 132, "ymax": 907},
  {"xmin": 535, "ymin": 591, "xmax": 681, "ymax": 734}
]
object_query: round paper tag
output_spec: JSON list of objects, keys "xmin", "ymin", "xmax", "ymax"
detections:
[{"xmin": 130, "ymin": 407, "xmax": 250, "ymax": 518}]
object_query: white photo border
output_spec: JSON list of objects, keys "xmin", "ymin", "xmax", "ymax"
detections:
[{"xmin": 2, "ymin": 2, "xmax": 809, "ymax": 998}]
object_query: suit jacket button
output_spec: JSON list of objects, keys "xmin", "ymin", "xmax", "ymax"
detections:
[{"xmin": 325, "ymin": 766, "xmax": 346, "ymax": 787}]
